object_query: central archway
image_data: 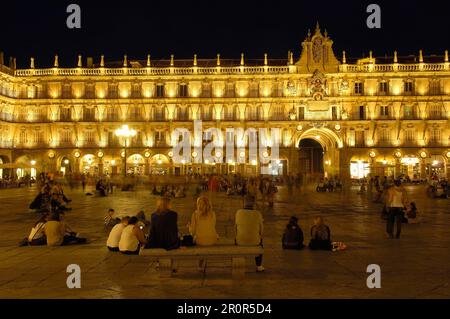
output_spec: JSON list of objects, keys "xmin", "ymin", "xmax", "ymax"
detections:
[{"xmin": 298, "ymin": 138, "xmax": 324, "ymax": 175}]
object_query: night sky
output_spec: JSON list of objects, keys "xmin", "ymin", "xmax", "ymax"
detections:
[{"xmin": 1, "ymin": 0, "xmax": 449, "ymax": 68}]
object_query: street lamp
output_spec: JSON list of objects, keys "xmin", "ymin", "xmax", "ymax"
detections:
[{"xmin": 115, "ymin": 125, "xmax": 137, "ymax": 177}]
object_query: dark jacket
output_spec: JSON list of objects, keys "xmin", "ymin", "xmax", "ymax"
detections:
[
  {"xmin": 308, "ymin": 225, "xmax": 332, "ymax": 251},
  {"xmin": 146, "ymin": 210, "xmax": 180, "ymax": 250}
]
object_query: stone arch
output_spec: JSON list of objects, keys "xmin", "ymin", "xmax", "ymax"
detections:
[{"xmin": 295, "ymin": 127, "xmax": 343, "ymax": 150}]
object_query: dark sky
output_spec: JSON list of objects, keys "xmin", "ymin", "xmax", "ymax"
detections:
[{"xmin": 1, "ymin": 0, "xmax": 449, "ymax": 68}]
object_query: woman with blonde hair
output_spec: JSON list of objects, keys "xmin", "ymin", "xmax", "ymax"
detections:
[
  {"xmin": 146, "ymin": 196, "xmax": 180, "ymax": 250},
  {"xmin": 189, "ymin": 196, "xmax": 218, "ymax": 246}
]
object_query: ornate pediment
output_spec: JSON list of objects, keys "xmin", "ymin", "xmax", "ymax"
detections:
[{"xmin": 296, "ymin": 23, "xmax": 340, "ymax": 73}]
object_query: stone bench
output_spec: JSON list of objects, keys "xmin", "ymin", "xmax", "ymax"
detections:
[{"xmin": 139, "ymin": 244, "xmax": 264, "ymax": 278}]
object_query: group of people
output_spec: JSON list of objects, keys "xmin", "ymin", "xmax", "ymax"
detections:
[
  {"xmin": 21, "ymin": 210, "xmax": 87, "ymax": 246},
  {"xmin": 29, "ymin": 176, "xmax": 72, "ymax": 213},
  {"xmin": 105, "ymin": 193, "xmax": 345, "ymax": 272},
  {"xmin": 151, "ymin": 184, "xmax": 186, "ymax": 198},
  {"xmin": 316, "ymin": 177, "xmax": 343, "ymax": 193}
]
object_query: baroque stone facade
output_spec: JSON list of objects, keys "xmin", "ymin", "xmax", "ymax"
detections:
[{"xmin": 1, "ymin": 24, "xmax": 449, "ymax": 180}]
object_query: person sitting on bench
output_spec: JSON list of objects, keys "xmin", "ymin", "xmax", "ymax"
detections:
[
  {"xmin": 119, "ymin": 217, "xmax": 147, "ymax": 255},
  {"xmin": 146, "ymin": 197, "xmax": 180, "ymax": 250},
  {"xmin": 107, "ymin": 216, "xmax": 130, "ymax": 252},
  {"xmin": 235, "ymin": 195, "xmax": 265, "ymax": 272}
]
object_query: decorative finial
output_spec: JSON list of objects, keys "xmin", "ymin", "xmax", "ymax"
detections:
[
  {"xmin": 307, "ymin": 29, "xmax": 311, "ymax": 39},
  {"xmin": 240, "ymin": 53, "xmax": 244, "ymax": 66},
  {"xmin": 342, "ymin": 51, "xmax": 347, "ymax": 64},
  {"xmin": 193, "ymin": 54, "xmax": 197, "ymax": 66},
  {"xmin": 445, "ymin": 50, "xmax": 448, "ymax": 62},
  {"xmin": 100, "ymin": 55, "xmax": 105, "ymax": 67},
  {"xmin": 324, "ymin": 29, "xmax": 328, "ymax": 38},
  {"xmin": 315, "ymin": 21, "xmax": 320, "ymax": 33},
  {"xmin": 77, "ymin": 55, "xmax": 82, "ymax": 68},
  {"xmin": 30, "ymin": 57, "xmax": 35, "ymax": 69},
  {"xmin": 289, "ymin": 52, "xmax": 294, "ymax": 65},
  {"xmin": 394, "ymin": 51, "xmax": 398, "ymax": 63},
  {"xmin": 54, "ymin": 55, "xmax": 59, "ymax": 68},
  {"xmin": 146, "ymin": 54, "xmax": 151, "ymax": 67},
  {"xmin": 264, "ymin": 53, "xmax": 268, "ymax": 66},
  {"xmin": 419, "ymin": 50, "xmax": 424, "ymax": 63},
  {"xmin": 170, "ymin": 54, "xmax": 174, "ymax": 67},
  {"xmin": 369, "ymin": 51, "xmax": 373, "ymax": 60},
  {"xmin": 123, "ymin": 54, "xmax": 128, "ymax": 67},
  {"xmin": 217, "ymin": 54, "xmax": 221, "ymax": 66}
]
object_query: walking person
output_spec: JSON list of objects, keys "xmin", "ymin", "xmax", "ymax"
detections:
[{"xmin": 386, "ymin": 179, "xmax": 408, "ymax": 239}]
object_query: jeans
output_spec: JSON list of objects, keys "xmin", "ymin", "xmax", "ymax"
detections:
[{"xmin": 387, "ymin": 207, "xmax": 404, "ymax": 238}]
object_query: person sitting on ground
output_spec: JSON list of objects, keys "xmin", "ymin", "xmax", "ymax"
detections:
[
  {"xmin": 50, "ymin": 193, "xmax": 71, "ymax": 212},
  {"xmin": 96, "ymin": 179, "xmax": 107, "ymax": 197},
  {"xmin": 107, "ymin": 216, "xmax": 130, "ymax": 252},
  {"xmin": 406, "ymin": 202, "xmax": 420, "ymax": 224},
  {"xmin": 19, "ymin": 213, "xmax": 49, "ymax": 246},
  {"xmin": 104, "ymin": 208, "xmax": 120, "ymax": 228},
  {"xmin": 235, "ymin": 195, "xmax": 265, "ymax": 272},
  {"xmin": 136, "ymin": 210, "xmax": 150, "ymax": 226},
  {"xmin": 308, "ymin": 216, "xmax": 332, "ymax": 251},
  {"xmin": 146, "ymin": 197, "xmax": 180, "ymax": 250},
  {"xmin": 44, "ymin": 212, "xmax": 87, "ymax": 246},
  {"xmin": 119, "ymin": 216, "xmax": 147, "ymax": 255},
  {"xmin": 282, "ymin": 216, "xmax": 304, "ymax": 250},
  {"xmin": 174, "ymin": 186, "xmax": 186, "ymax": 198}
]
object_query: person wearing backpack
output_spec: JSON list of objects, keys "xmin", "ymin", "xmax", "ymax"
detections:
[
  {"xmin": 308, "ymin": 216, "xmax": 332, "ymax": 251},
  {"xmin": 282, "ymin": 216, "xmax": 304, "ymax": 250}
]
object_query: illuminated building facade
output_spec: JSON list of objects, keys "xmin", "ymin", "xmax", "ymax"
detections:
[{"xmin": 1, "ymin": 25, "xmax": 449, "ymax": 181}]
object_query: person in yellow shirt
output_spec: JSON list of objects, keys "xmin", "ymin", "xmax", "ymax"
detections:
[{"xmin": 235, "ymin": 195, "xmax": 264, "ymax": 272}]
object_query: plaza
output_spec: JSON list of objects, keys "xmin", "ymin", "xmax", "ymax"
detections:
[{"xmin": 0, "ymin": 182, "xmax": 449, "ymax": 299}]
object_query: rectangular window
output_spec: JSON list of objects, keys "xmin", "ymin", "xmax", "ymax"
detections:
[
  {"xmin": 298, "ymin": 107, "xmax": 305, "ymax": 120},
  {"xmin": 61, "ymin": 131, "xmax": 72, "ymax": 144},
  {"xmin": 156, "ymin": 85, "xmax": 165, "ymax": 98},
  {"xmin": 379, "ymin": 82, "xmax": 388, "ymax": 95},
  {"xmin": 355, "ymin": 131, "xmax": 365, "ymax": 147},
  {"xmin": 83, "ymin": 107, "xmax": 95, "ymax": 121},
  {"xmin": 109, "ymin": 85, "xmax": 118, "ymax": 98},
  {"xmin": 378, "ymin": 128, "xmax": 390, "ymax": 145},
  {"xmin": 429, "ymin": 80, "xmax": 440, "ymax": 95},
  {"xmin": 107, "ymin": 108, "xmax": 119, "ymax": 121},
  {"xmin": 429, "ymin": 105, "xmax": 443, "ymax": 119},
  {"xmin": 179, "ymin": 84, "xmax": 188, "ymax": 98},
  {"xmin": 404, "ymin": 81, "xmax": 414, "ymax": 94},
  {"xmin": 359, "ymin": 106, "xmax": 366, "ymax": 120},
  {"xmin": 331, "ymin": 106, "xmax": 337, "ymax": 120},
  {"xmin": 354, "ymin": 82, "xmax": 364, "ymax": 95},
  {"xmin": 404, "ymin": 129, "xmax": 416, "ymax": 145},
  {"xmin": 84, "ymin": 131, "xmax": 95, "ymax": 144},
  {"xmin": 430, "ymin": 129, "xmax": 441, "ymax": 144},
  {"xmin": 128, "ymin": 106, "xmax": 141, "ymax": 121},
  {"xmin": 226, "ymin": 83, "xmax": 235, "ymax": 98},
  {"xmin": 202, "ymin": 83, "xmax": 211, "ymax": 98},
  {"xmin": 380, "ymin": 106, "xmax": 389, "ymax": 118}
]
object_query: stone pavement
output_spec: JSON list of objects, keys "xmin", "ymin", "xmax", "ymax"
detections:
[{"xmin": 0, "ymin": 182, "xmax": 449, "ymax": 299}]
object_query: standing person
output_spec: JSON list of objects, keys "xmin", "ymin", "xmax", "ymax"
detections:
[
  {"xmin": 386, "ymin": 179, "xmax": 408, "ymax": 239},
  {"xmin": 81, "ymin": 174, "xmax": 86, "ymax": 193},
  {"xmin": 119, "ymin": 217, "xmax": 147, "ymax": 254},
  {"xmin": 146, "ymin": 197, "xmax": 180, "ymax": 250},
  {"xmin": 267, "ymin": 180, "xmax": 277, "ymax": 208},
  {"xmin": 235, "ymin": 195, "xmax": 264, "ymax": 272}
]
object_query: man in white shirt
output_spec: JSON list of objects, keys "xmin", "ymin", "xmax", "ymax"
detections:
[
  {"xmin": 107, "ymin": 217, "xmax": 130, "ymax": 251},
  {"xmin": 235, "ymin": 195, "xmax": 264, "ymax": 272}
]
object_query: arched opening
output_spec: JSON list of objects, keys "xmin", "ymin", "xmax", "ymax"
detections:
[
  {"xmin": 60, "ymin": 157, "xmax": 72, "ymax": 176},
  {"xmin": 298, "ymin": 138, "xmax": 324, "ymax": 176},
  {"xmin": 80, "ymin": 154, "xmax": 98, "ymax": 175},
  {"xmin": 150, "ymin": 154, "xmax": 170, "ymax": 175},
  {"xmin": 126, "ymin": 154, "xmax": 145, "ymax": 176}
]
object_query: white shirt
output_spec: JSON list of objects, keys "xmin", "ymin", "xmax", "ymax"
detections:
[
  {"xmin": 106, "ymin": 223, "xmax": 126, "ymax": 248},
  {"xmin": 119, "ymin": 225, "xmax": 139, "ymax": 252}
]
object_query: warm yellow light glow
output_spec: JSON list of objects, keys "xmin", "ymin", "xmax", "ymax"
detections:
[
  {"xmin": 115, "ymin": 125, "xmax": 136, "ymax": 138},
  {"xmin": 30, "ymin": 160, "xmax": 36, "ymax": 166}
]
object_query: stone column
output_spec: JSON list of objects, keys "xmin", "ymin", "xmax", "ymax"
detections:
[
  {"xmin": 395, "ymin": 159, "xmax": 401, "ymax": 179},
  {"xmin": 98, "ymin": 159, "xmax": 104, "ymax": 176},
  {"xmin": 339, "ymin": 148, "xmax": 351, "ymax": 193},
  {"xmin": 145, "ymin": 159, "xmax": 150, "ymax": 175},
  {"xmin": 420, "ymin": 159, "xmax": 426, "ymax": 179}
]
